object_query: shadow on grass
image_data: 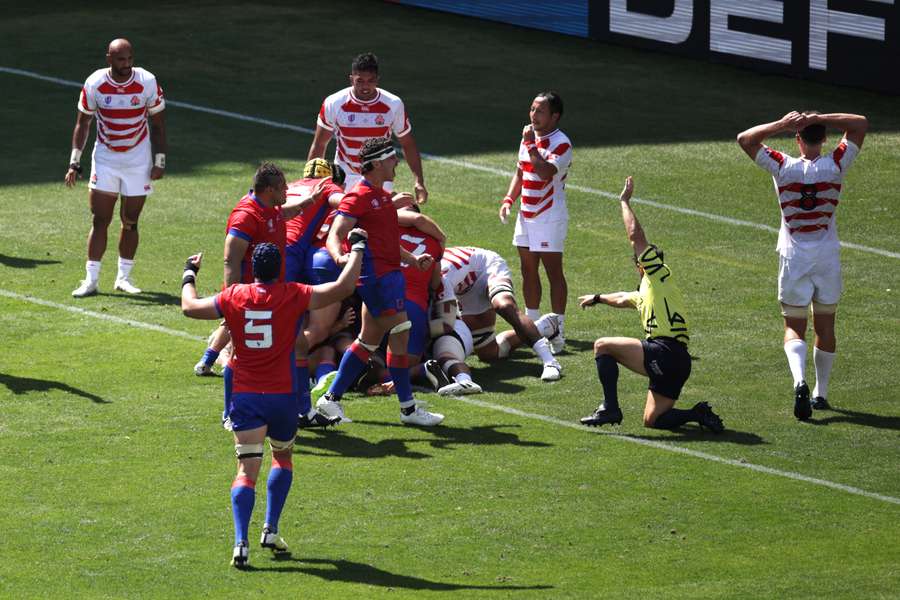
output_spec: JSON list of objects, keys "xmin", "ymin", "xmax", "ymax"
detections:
[
  {"xmin": 0, "ymin": 372, "xmax": 109, "ymax": 404},
  {"xmin": 627, "ymin": 426, "xmax": 766, "ymax": 446},
  {"xmin": 0, "ymin": 253, "xmax": 61, "ymax": 269},
  {"xmin": 246, "ymin": 556, "xmax": 553, "ymax": 591},
  {"xmin": 294, "ymin": 421, "xmax": 551, "ymax": 459},
  {"xmin": 121, "ymin": 290, "xmax": 182, "ymax": 307},
  {"xmin": 807, "ymin": 408, "xmax": 900, "ymax": 431}
]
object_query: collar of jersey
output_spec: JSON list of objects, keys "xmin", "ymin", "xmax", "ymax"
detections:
[
  {"xmin": 248, "ymin": 190, "xmax": 265, "ymax": 209},
  {"xmin": 349, "ymin": 88, "xmax": 382, "ymax": 105},
  {"xmin": 535, "ymin": 128, "xmax": 559, "ymax": 141},
  {"xmin": 105, "ymin": 68, "xmax": 135, "ymax": 89}
]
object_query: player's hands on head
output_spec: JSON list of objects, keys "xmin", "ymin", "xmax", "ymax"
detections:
[
  {"xmin": 414, "ymin": 182, "xmax": 428, "ymax": 205},
  {"xmin": 522, "ymin": 124, "xmax": 536, "ymax": 142},
  {"xmin": 781, "ymin": 111, "xmax": 805, "ymax": 131},
  {"xmin": 619, "ymin": 176, "xmax": 634, "ymax": 203},
  {"xmin": 578, "ymin": 294, "xmax": 600, "ymax": 309},
  {"xmin": 391, "ymin": 192, "xmax": 415, "ymax": 210}
]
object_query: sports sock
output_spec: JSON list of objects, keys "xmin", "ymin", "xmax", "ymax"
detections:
[
  {"xmin": 534, "ymin": 314, "xmax": 557, "ymax": 338},
  {"xmin": 201, "ymin": 348, "xmax": 220, "ymax": 368},
  {"xmin": 264, "ymin": 455, "xmax": 293, "ymax": 533},
  {"xmin": 556, "ymin": 314, "xmax": 565, "ymax": 335},
  {"xmin": 812, "ymin": 347, "xmax": 835, "ymax": 399},
  {"xmin": 651, "ymin": 408, "xmax": 696, "ymax": 430},
  {"xmin": 329, "ymin": 341, "xmax": 371, "ymax": 398},
  {"xmin": 387, "ymin": 351, "xmax": 414, "ymax": 406},
  {"xmin": 525, "ymin": 308, "xmax": 541, "ymax": 321},
  {"xmin": 595, "ymin": 354, "xmax": 620, "ymax": 410},
  {"xmin": 531, "ymin": 338, "xmax": 555, "ymax": 365},
  {"xmin": 784, "ymin": 338, "xmax": 807, "ymax": 386},
  {"xmin": 223, "ymin": 365, "xmax": 233, "ymax": 419},
  {"xmin": 85, "ymin": 260, "xmax": 101, "ymax": 282},
  {"xmin": 116, "ymin": 257, "xmax": 134, "ymax": 280},
  {"xmin": 496, "ymin": 331, "xmax": 514, "ymax": 358},
  {"xmin": 231, "ymin": 475, "xmax": 256, "ymax": 545},
  {"xmin": 295, "ymin": 359, "xmax": 311, "ymax": 415},
  {"xmin": 315, "ymin": 360, "xmax": 336, "ymax": 383}
]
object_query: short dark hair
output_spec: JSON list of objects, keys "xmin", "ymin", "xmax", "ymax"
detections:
[
  {"xmin": 351, "ymin": 52, "xmax": 379, "ymax": 74},
  {"xmin": 253, "ymin": 162, "xmax": 285, "ymax": 194},
  {"xmin": 799, "ymin": 111, "xmax": 826, "ymax": 144},
  {"xmin": 251, "ymin": 242, "xmax": 281, "ymax": 282},
  {"xmin": 359, "ymin": 137, "xmax": 394, "ymax": 173},
  {"xmin": 537, "ymin": 91, "xmax": 564, "ymax": 118}
]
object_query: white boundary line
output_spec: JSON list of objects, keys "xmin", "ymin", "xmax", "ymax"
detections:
[
  {"xmin": 2, "ymin": 65, "xmax": 899, "ymax": 260},
  {"xmin": 1, "ymin": 286, "xmax": 898, "ymax": 506}
]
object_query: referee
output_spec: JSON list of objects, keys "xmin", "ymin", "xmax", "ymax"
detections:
[{"xmin": 578, "ymin": 177, "xmax": 724, "ymax": 433}]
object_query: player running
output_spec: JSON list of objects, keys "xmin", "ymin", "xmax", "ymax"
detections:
[
  {"xmin": 579, "ymin": 177, "xmax": 724, "ymax": 433},
  {"xmin": 737, "ymin": 111, "xmax": 867, "ymax": 420},
  {"xmin": 66, "ymin": 38, "xmax": 167, "ymax": 297}
]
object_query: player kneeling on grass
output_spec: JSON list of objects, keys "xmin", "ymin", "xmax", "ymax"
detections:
[
  {"xmin": 181, "ymin": 230, "xmax": 367, "ymax": 568},
  {"xmin": 579, "ymin": 177, "xmax": 723, "ymax": 433}
]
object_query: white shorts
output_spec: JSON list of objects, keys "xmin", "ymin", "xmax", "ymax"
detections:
[
  {"xmin": 89, "ymin": 160, "xmax": 153, "ymax": 197},
  {"xmin": 457, "ymin": 252, "xmax": 514, "ymax": 316},
  {"xmin": 778, "ymin": 253, "xmax": 842, "ymax": 307},
  {"xmin": 513, "ymin": 213, "xmax": 567, "ymax": 253}
]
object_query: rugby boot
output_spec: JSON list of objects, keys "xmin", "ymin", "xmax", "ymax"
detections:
[
  {"xmin": 438, "ymin": 379, "xmax": 483, "ymax": 396},
  {"xmin": 692, "ymin": 401, "xmax": 725, "ymax": 433},
  {"xmin": 297, "ymin": 410, "xmax": 341, "ymax": 429},
  {"xmin": 71, "ymin": 278, "xmax": 98, "ymax": 298},
  {"xmin": 423, "ymin": 359, "xmax": 451, "ymax": 391},
  {"xmin": 580, "ymin": 404, "xmax": 623, "ymax": 427},
  {"xmin": 811, "ymin": 396, "xmax": 831, "ymax": 410},
  {"xmin": 794, "ymin": 381, "xmax": 812, "ymax": 421},
  {"xmin": 231, "ymin": 541, "xmax": 249, "ymax": 568},
  {"xmin": 400, "ymin": 401, "xmax": 444, "ymax": 426},
  {"xmin": 260, "ymin": 526, "xmax": 290, "ymax": 555},
  {"xmin": 113, "ymin": 277, "xmax": 141, "ymax": 294}
]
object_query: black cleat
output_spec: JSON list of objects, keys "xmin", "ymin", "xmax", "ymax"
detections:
[
  {"xmin": 580, "ymin": 404, "xmax": 623, "ymax": 427},
  {"xmin": 692, "ymin": 401, "xmax": 725, "ymax": 433},
  {"xmin": 811, "ymin": 396, "xmax": 831, "ymax": 410},
  {"xmin": 794, "ymin": 381, "xmax": 812, "ymax": 421},
  {"xmin": 423, "ymin": 359, "xmax": 451, "ymax": 391},
  {"xmin": 297, "ymin": 411, "xmax": 341, "ymax": 428}
]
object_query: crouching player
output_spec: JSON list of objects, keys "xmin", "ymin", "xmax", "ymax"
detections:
[
  {"xmin": 181, "ymin": 230, "xmax": 367, "ymax": 568},
  {"xmin": 429, "ymin": 293, "xmax": 483, "ymax": 395},
  {"xmin": 579, "ymin": 177, "xmax": 724, "ymax": 433}
]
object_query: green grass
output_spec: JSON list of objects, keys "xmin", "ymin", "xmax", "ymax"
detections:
[{"xmin": 1, "ymin": 1, "xmax": 898, "ymax": 598}]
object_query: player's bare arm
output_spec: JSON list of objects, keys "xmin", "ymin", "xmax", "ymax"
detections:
[
  {"xmin": 619, "ymin": 176, "xmax": 648, "ymax": 257},
  {"xmin": 309, "ymin": 229, "xmax": 367, "ymax": 309},
  {"xmin": 282, "ymin": 179, "xmax": 328, "ymax": 219},
  {"xmin": 522, "ymin": 124, "xmax": 558, "ymax": 180},
  {"xmin": 307, "ymin": 124, "xmax": 333, "ymax": 160},
  {"xmin": 397, "ymin": 132, "xmax": 427, "ymax": 204},
  {"xmin": 812, "ymin": 113, "xmax": 869, "ymax": 148},
  {"xmin": 149, "ymin": 110, "xmax": 167, "ymax": 181},
  {"xmin": 65, "ymin": 111, "xmax": 94, "ymax": 187},
  {"xmin": 736, "ymin": 111, "xmax": 805, "ymax": 159},
  {"xmin": 500, "ymin": 168, "xmax": 523, "ymax": 224},
  {"xmin": 579, "ymin": 292, "xmax": 635, "ymax": 309},
  {"xmin": 398, "ymin": 211, "xmax": 446, "ymax": 246},
  {"xmin": 326, "ymin": 213, "xmax": 357, "ymax": 266},
  {"xmin": 223, "ymin": 234, "xmax": 249, "ymax": 286},
  {"xmin": 391, "ymin": 192, "xmax": 415, "ymax": 210},
  {"xmin": 181, "ymin": 253, "xmax": 222, "ymax": 319}
]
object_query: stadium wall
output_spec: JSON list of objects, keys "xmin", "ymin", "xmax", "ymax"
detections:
[{"xmin": 386, "ymin": 0, "xmax": 898, "ymax": 94}]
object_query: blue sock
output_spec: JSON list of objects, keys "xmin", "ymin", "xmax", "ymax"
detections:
[
  {"xmin": 387, "ymin": 352, "xmax": 414, "ymax": 406},
  {"xmin": 231, "ymin": 477, "xmax": 255, "ymax": 544},
  {"xmin": 296, "ymin": 361, "xmax": 311, "ymax": 415},
  {"xmin": 264, "ymin": 457, "xmax": 293, "ymax": 532},
  {"xmin": 223, "ymin": 365, "xmax": 233, "ymax": 420},
  {"xmin": 329, "ymin": 342, "xmax": 370, "ymax": 398},
  {"xmin": 315, "ymin": 361, "xmax": 336, "ymax": 383},
  {"xmin": 201, "ymin": 347, "xmax": 220, "ymax": 367},
  {"xmin": 595, "ymin": 355, "xmax": 620, "ymax": 410}
]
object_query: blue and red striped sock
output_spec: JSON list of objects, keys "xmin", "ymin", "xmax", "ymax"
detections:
[
  {"xmin": 329, "ymin": 341, "xmax": 371, "ymax": 398},
  {"xmin": 264, "ymin": 455, "xmax": 293, "ymax": 532},
  {"xmin": 231, "ymin": 475, "xmax": 255, "ymax": 544},
  {"xmin": 387, "ymin": 352, "xmax": 414, "ymax": 407}
]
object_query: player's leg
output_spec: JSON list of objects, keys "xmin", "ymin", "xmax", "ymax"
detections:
[
  {"xmin": 113, "ymin": 194, "xmax": 147, "ymax": 293},
  {"xmin": 810, "ymin": 304, "xmax": 837, "ymax": 410},
  {"xmin": 435, "ymin": 322, "xmax": 482, "ymax": 395},
  {"xmin": 581, "ymin": 337, "xmax": 644, "ymax": 426},
  {"xmin": 492, "ymin": 292, "xmax": 559, "ymax": 381},
  {"xmin": 538, "ymin": 250, "xmax": 567, "ymax": 352},
  {"xmin": 517, "ymin": 245, "xmax": 542, "ymax": 320},
  {"xmin": 73, "ymin": 189, "xmax": 117, "ymax": 297},
  {"xmin": 296, "ymin": 326, "xmax": 338, "ymax": 428},
  {"xmin": 229, "ymin": 418, "xmax": 267, "ymax": 568},
  {"xmin": 195, "ymin": 323, "xmax": 232, "ymax": 376},
  {"xmin": 261, "ymin": 396, "xmax": 300, "ymax": 555},
  {"xmin": 779, "ymin": 255, "xmax": 814, "ymax": 420}
]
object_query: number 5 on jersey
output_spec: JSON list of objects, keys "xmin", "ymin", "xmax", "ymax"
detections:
[{"xmin": 244, "ymin": 310, "xmax": 273, "ymax": 348}]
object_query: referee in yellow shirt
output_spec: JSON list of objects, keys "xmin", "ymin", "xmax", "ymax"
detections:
[{"xmin": 579, "ymin": 177, "xmax": 724, "ymax": 433}]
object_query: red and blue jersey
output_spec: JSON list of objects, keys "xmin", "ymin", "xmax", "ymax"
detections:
[
  {"xmin": 399, "ymin": 226, "xmax": 441, "ymax": 310},
  {"xmin": 225, "ymin": 191, "xmax": 287, "ymax": 283},
  {"xmin": 285, "ymin": 177, "xmax": 344, "ymax": 248},
  {"xmin": 337, "ymin": 180, "xmax": 400, "ymax": 278},
  {"xmin": 216, "ymin": 282, "xmax": 313, "ymax": 394}
]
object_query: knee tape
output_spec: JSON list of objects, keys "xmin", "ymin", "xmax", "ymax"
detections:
[
  {"xmin": 356, "ymin": 338, "xmax": 379, "ymax": 353},
  {"xmin": 434, "ymin": 334, "xmax": 466, "ymax": 363},
  {"xmin": 781, "ymin": 303, "xmax": 809, "ymax": 318},
  {"xmin": 389, "ymin": 320, "xmax": 412, "ymax": 335},
  {"xmin": 122, "ymin": 220, "xmax": 138, "ymax": 231},
  {"xmin": 269, "ymin": 437, "xmax": 294, "ymax": 453},
  {"xmin": 234, "ymin": 442, "xmax": 264, "ymax": 460},
  {"xmin": 812, "ymin": 301, "xmax": 837, "ymax": 315},
  {"xmin": 470, "ymin": 327, "xmax": 496, "ymax": 350}
]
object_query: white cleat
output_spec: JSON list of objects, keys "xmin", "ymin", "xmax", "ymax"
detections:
[
  {"xmin": 71, "ymin": 279, "xmax": 98, "ymax": 298},
  {"xmin": 113, "ymin": 277, "xmax": 142, "ymax": 294},
  {"xmin": 316, "ymin": 394, "xmax": 351, "ymax": 423},
  {"xmin": 541, "ymin": 362, "xmax": 562, "ymax": 382},
  {"xmin": 438, "ymin": 380, "xmax": 483, "ymax": 396},
  {"xmin": 231, "ymin": 541, "xmax": 249, "ymax": 568},
  {"xmin": 260, "ymin": 526, "xmax": 290, "ymax": 554},
  {"xmin": 193, "ymin": 360, "xmax": 215, "ymax": 377},
  {"xmin": 400, "ymin": 401, "xmax": 444, "ymax": 426}
]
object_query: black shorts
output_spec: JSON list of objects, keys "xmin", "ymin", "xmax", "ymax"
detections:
[{"xmin": 641, "ymin": 337, "xmax": 691, "ymax": 400}]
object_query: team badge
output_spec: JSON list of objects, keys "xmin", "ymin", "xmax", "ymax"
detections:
[
  {"xmin": 361, "ymin": 106, "xmax": 369, "ymax": 112},
  {"xmin": 375, "ymin": 115, "xmax": 385, "ymax": 126},
  {"xmin": 91, "ymin": 173, "xmax": 98, "ymax": 183},
  {"xmin": 540, "ymin": 241, "xmax": 549, "ymax": 248},
  {"xmin": 144, "ymin": 184, "xmax": 152, "ymax": 192},
  {"xmin": 104, "ymin": 96, "xmax": 112, "ymax": 105},
  {"xmin": 131, "ymin": 95, "xmax": 140, "ymax": 106},
  {"xmin": 348, "ymin": 114, "xmax": 356, "ymax": 123}
]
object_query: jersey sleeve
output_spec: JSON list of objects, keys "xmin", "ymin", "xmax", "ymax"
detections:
[
  {"xmin": 626, "ymin": 291, "xmax": 641, "ymax": 309},
  {"xmin": 392, "ymin": 99, "xmax": 412, "ymax": 138},
  {"xmin": 755, "ymin": 145, "xmax": 786, "ymax": 176},
  {"xmin": 544, "ymin": 140, "xmax": 572, "ymax": 172},
  {"xmin": 215, "ymin": 288, "xmax": 233, "ymax": 321},
  {"xmin": 289, "ymin": 282, "xmax": 314, "ymax": 316},
  {"xmin": 78, "ymin": 81, "xmax": 96, "ymax": 115},
  {"xmin": 317, "ymin": 100, "xmax": 334, "ymax": 132},
  {"xmin": 636, "ymin": 245, "xmax": 672, "ymax": 284},
  {"xmin": 336, "ymin": 192, "xmax": 366, "ymax": 219},
  {"xmin": 227, "ymin": 209, "xmax": 258, "ymax": 242},
  {"xmin": 832, "ymin": 138, "xmax": 860, "ymax": 172},
  {"xmin": 145, "ymin": 73, "xmax": 166, "ymax": 115}
]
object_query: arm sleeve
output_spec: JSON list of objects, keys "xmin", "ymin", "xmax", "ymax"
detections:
[
  {"xmin": 545, "ymin": 141, "xmax": 572, "ymax": 172},
  {"xmin": 392, "ymin": 99, "xmax": 412, "ymax": 138},
  {"xmin": 336, "ymin": 192, "xmax": 365, "ymax": 219},
  {"xmin": 227, "ymin": 209, "xmax": 258, "ymax": 242},
  {"xmin": 832, "ymin": 138, "xmax": 859, "ymax": 172},
  {"xmin": 316, "ymin": 101, "xmax": 334, "ymax": 132},
  {"xmin": 146, "ymin": 74, "xmax": 166, "ymax": 115},
  {"xmin": 754, "ymin": 145, "xmax": 786, "ymax": 177},
  {"xmin": 625, "ymin": 291, "xmax": 641, "ymax": 308},
  {"xmin": 78, "ymin": 84, "xmax": 96, "ymax": 115}
]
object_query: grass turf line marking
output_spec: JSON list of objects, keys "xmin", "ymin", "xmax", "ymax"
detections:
[
  {"xmin": 3, "ymin": 66, "xmax": 898, "ymax": 261},
  {"xmin": 3, "ymin": 286, "xmax": 899, "ymax": 508}
]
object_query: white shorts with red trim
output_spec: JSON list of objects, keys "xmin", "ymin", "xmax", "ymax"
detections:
[
  {"xmin": 778, "ymin": 252, "xmax": 841, "ymax": 307},
  {"xmin": 457, "ymin": 253, "xmax": 514, "ymax": 316},
  {"xmin": 513, "ymin": 213, "xmax": 567, "ymax": 253},
  {"xmin": 89, "ymin": 159, "xmax": 153, "ymax": 197}
]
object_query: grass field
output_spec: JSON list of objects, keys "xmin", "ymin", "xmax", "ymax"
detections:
[{"xmin": 1, "ymin": 1, "xmax": 899, "ymax": 598}]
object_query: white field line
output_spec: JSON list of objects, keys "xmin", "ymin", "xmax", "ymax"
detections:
[
  {"xmin": 2, "ymin": 286, "xmax": 899, "ymax": 507},
  {"xmin": 3, "ymin": 65, "xmax": 899, "ymax": 260}
]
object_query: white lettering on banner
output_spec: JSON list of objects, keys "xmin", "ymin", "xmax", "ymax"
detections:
[
  {"xmin": 809, "ymin": 0, "xmax": 893, "ymax": 70},
  {"xmin": 710, "ymin": 0, "xmax": 792, "ymax": 64},
  {"xmin": 609, "ymin": 0, "xmax": 693, "ymax": 44}
]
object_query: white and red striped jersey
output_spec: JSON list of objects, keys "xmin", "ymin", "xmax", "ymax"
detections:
[
  {"xmin": 516, "ymin": 128, "xmax": 572, "ymax": 222},
  {"xmin": 316, "ymin": 87, "xmax": 411, "ymax": 176},
  {"xmin": 755, "ymin": 139, "xmax": 859, "ymax": 258},
  {"xmin": 78, "ymin": 67, "xmax": 164, "ymax": 168},
  {"xmin": 441, "ymin": 246, "xmax": 488, "ymax": 297}
]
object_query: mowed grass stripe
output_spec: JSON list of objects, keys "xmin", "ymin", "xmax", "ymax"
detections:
[
  {"xmin": 3, "ymin": 65, "xmax": 898, "ymax": 261},
  {"xmin": 4, "ymin": 285, "xmax": 898, "ymax": 507}
]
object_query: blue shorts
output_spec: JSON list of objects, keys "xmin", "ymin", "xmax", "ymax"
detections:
[
  {"xmin": 311, "ymin": 247, "xmax": 341, "ymax": 285},
  {"xmin": 285, "ymin": 243, "xmax": 316, "ymax": 284},
  {"xmin": 228, "ymin": 392, "xmax": 299, "ymax": 442},
  {"xmin": 405, "ymin": 299, "xmax": 428, "ymax": 357},
  {"xmin": 358, "ymin": 270, "xmax": 406, "ymax": 317}
]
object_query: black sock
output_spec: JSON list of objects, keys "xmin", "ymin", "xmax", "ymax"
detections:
[
  {"xmin": 595, "ymin": 355, "xmax": 620, "ymax": 411},
  {"xmin": 651, "ymin": 408, "xmax": 695, "ymax": 430}
]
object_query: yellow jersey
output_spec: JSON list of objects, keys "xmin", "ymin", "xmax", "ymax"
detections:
[{"xmin": 626, "ymin": 246, "xmax": 690, "ymax": 346}]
